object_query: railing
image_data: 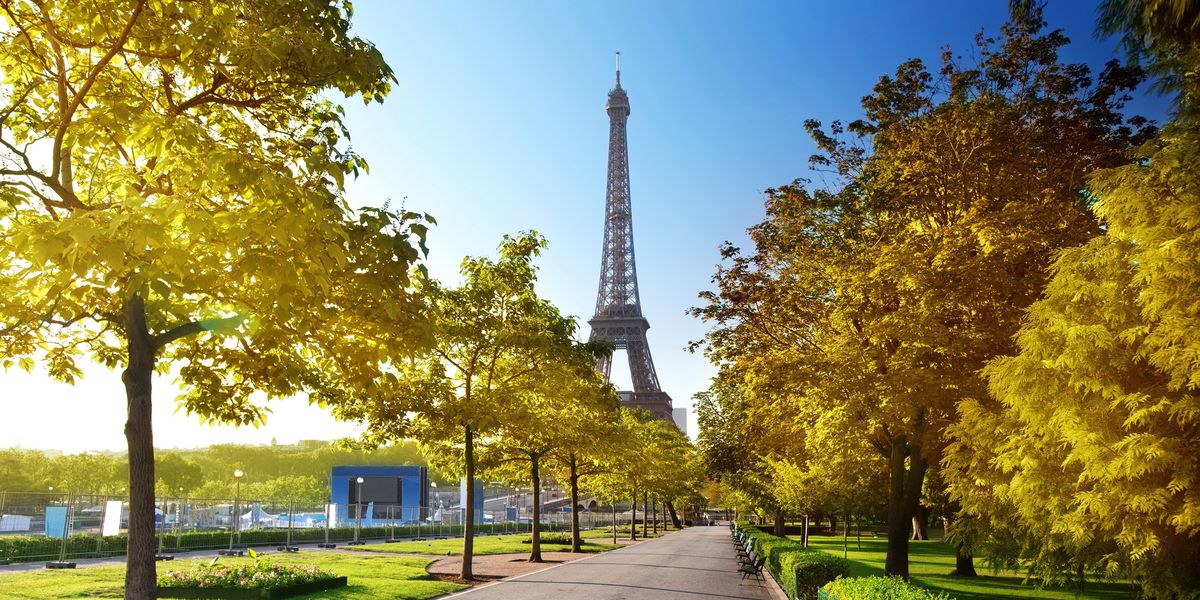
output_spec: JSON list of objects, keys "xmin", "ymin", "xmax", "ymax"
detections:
[{"xmin": 0, "ymin": 491, "xmax": 631, "ymax": 564}]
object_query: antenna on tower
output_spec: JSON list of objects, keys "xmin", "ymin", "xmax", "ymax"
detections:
[{"xmin": 615, "ymin": 51, "xmax": 621, "ymax": 86}]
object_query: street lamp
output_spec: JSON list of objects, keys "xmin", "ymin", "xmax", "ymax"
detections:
[
  {"xmin": 350, "ymin": 477, "xmax": 365, "ymax": 545},
  {"xmin": 227, "ymin": 469, "xmax": 244, "ymax": 552}
]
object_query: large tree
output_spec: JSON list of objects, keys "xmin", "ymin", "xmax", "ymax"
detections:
[
  {"xmin": 946, "ymin": 4, "xmax": 1200, "ymax": 594},
  {"xmin": 0, "ymin": 1, "xmax": 427, "ymax": 597},
  {"xmin": 694, "ymin": 6, "xmax": 1152, "ymax": 578}
]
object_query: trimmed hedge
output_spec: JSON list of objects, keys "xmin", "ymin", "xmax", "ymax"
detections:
[
  {"xmin": 737, "ymin": 524, "xmax": 850, "ymax": 600},
  {"xmin": 823, "ymin": 576, "xmax": 953, "ymax": 600},
  {"xmin": 0, "ymin": 521, "xmax": 533, "ymax": 563}
]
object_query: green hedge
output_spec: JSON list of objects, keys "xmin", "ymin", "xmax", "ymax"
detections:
[
  {"xmin": 0, "ymin": 521, "xmax": 533, "ymax": 563},
  {"xmin": 737, "ymin": 524, "xmax": 850, "ymax": 600},
  {"xmin": 823, "ymin": 576, "xmax": 953, "ymax": 600}
]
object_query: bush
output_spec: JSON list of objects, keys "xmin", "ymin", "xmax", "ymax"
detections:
[
  {"xmin": 823, "ymin": 576, "xmax": 953, "ymax": 600},
  {"xmin": 738, "ymin": 524, "xmax": 850, "ymax": 600},
  {"xmin": 158, "ymin": 561, "xmax": 337, "ymax": 590}
]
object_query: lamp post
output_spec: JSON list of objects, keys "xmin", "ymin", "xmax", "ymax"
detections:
[
  {"xmin": 226, "ymin": 469, "xmax": 243, "ymax": 553},
  {"xmin": 350, "ymin": 477, "xmax": 365, "ymax": 545}
]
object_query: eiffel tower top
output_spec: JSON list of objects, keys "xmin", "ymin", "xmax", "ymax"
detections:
[{"xmin": 606, "ymin": 52, "xmax": 629, "ymax": 114}]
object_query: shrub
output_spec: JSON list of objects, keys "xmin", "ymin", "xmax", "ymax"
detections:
[
  {"xmin": 158, "ymin": 561, "xmax": 337, "ymax": 590},
  {"xmin": 823, "ymin": 576, "xmax": 953, "ymax": 600},
  {"xmin": 737, "ymin": 524, "xmax": 850, "ymax": 600}
]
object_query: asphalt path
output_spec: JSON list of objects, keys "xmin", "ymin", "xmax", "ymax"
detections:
[{"xmin": 444, "ymin": 525, "xmax": 777, "ymax": 600}]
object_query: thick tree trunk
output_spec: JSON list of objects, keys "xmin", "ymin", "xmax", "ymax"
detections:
[
  {"xmin": 944, "ymin": 513, "xmax": 977, "ymax": 577},
  {"xmin": 884, "ymin": 435, "xmax": 928, "ymax": 580},
  {"xmin": 911, "ymin": 506, "xmax": 929, "ymax": 541},
  {"xmin": 828, "ymin": 514, "xmax": 837, "ymax": 532},
  {"xmin": 630, "ymin": 489, "xmax": 637, "ymax": 541},
  {"xmin": 954, "ymin": 547, "xmax": 978, "ymax": 577},
  {"xmin": 773, "ymin": 509, "xmax": 786, "ymax": 537},
  {"xmin": 529, "ymin": 453, "xmax": 542, "ymax": 562},
  {"xmin": 666, "ymin": 501, "xmax": 682, "ymax": 528},
  {"xmin": 461, "ymin": 425, "xmax": 476, "ymax": 580},
  {"xmin": 122, "ymin": 295, "xmax": 157, "ymax": 600},
  {"xmin": 569, "ymin": 455, "xmax": 582, "ymax": 552}
]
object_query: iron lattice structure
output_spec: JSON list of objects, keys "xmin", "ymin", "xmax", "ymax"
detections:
[{"xmin": 588, "ymin": 55, "xmax": 673, "ymax": 421}]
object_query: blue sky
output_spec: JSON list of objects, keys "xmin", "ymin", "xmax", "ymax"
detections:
[{"xmin": 3, "ymin": 0, "xmax": 1170, "ymax": 451}]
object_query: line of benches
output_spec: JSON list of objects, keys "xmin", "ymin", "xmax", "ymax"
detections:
[{"xmin": 730, "ymin": 523, "xmax": 766, "ymax": 581}]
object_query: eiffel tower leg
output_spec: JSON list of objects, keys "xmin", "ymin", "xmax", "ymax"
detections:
[
  {"xmin": 595, "ymin": 352, "xmax": 613, "ymax": 382},
  {"xmin": 624, "ymin": 331, "xmax": 659, "ymax": 393}
]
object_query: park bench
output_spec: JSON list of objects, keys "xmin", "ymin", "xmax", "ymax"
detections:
[{"xmin": 739, "ymin": 554, "xmax": 766, "ymax": 580}]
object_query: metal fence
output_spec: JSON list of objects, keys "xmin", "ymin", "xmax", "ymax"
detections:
[{"xmin": 0, "ymin": 491, "xmax": 643, "ymax": 564}]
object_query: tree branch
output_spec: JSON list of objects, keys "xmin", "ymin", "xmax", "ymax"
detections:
[{"xmin": 151, "ymin": 314, "xmax": 245, "ymax": 350}]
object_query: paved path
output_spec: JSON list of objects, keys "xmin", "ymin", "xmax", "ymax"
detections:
[{"xmin": 444, "ymin": 526, "xmax": 777, "ymax": 600}]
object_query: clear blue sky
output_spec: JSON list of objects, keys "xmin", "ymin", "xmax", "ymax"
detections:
[
  {"xmin": 3, "ymin": 0, "xmax": 1170, "ymax": 451},
  {"xmin": 338, "ymin": 0, "xmax": 1170, "ymax": 433}
]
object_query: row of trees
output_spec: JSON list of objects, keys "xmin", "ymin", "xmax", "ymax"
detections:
[
  {"xmin": 692, "ymin": 2, "xmax": 1199, "ymax": 598},
  {"xmin": 0, "ymin": 441, "xmax": 431, "ymax": 504},
  {"xmin": 0, "ymin": 1, "xmax": 699, "ymax": 598}
]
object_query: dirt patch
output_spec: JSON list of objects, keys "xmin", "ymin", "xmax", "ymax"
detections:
[{"xmin": 427, "ymin": 551, "xmax": 589, "ymax": 580}]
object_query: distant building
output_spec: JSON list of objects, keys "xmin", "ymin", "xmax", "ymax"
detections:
[
  {"xmin": 672, "ymin": 407, "xmax": 687, "ymax": 436},
  {"xmin": 330, "ymin": 466, "xmax": 428, "ymax": 523}
]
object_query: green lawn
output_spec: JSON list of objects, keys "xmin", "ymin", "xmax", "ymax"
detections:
[
  {"xmin": 361, "ymin": 533, "xmax": 618, "ymax": 556},
  {"xmin": 800, "ymin": 536, "xmax": 1136, "ymax": 600},
  {"xmin": 0, "ymin": 553, "xmax": 465, "ymax": 600}
]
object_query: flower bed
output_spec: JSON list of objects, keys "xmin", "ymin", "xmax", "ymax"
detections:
[{"xmin": 158, "ymin": 562, "xmax": 347, "ymax": 599}]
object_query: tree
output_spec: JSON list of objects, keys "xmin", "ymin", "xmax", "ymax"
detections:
[
  {"xmin": 946, "ymin": 32, "xmax": 1200, "ymax": 597},
  {"xmin": 545, "ymin": 370, "xmax": 622, "ymax": 553},
  {"xmin": 480, "ymin": 340, "xmax": 616, "ymax": 562},
  {"xmin": 0, "ymin": 2, "xmax": 427, "ymax": 597},
  {"xmin": 337, "ymin": 232, "xmax": 570, "ymax": 579},
  {"xmin": 693, "ymin": 5, "xmax": 1153, "ymax": 579},
  {"xmin": 155, "ymin": 453, "xmax": 203, "ymax": 495}
]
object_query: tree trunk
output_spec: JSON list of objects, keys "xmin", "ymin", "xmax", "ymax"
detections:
[
  {"xmin": 843, "ymin": 513, "xmax": 849, "ymax": 558},
  {"xmin": 641, "ymin": 492, "xmax": 648, "ymax": 538},
  {"xmin": 630, "ymin": 489, "xmax": 637, "ymax": 541},
  {"xmin": 911, "ymin": 506, "xmax": 929, "ymax": 541},
  {"xmin": 529, "ymin": 452, "xmax": 542, "ymax": 562},
  {"xmin": 122, "ymin": 294, "xmax": 157, "ymax": 600},
  {"xmin": 652, "ymin": 498, "xmax": 658, "ymax": 535},
  {"xmin": 569, "ymin": 454, "xmax": 582, "ymax": 552},
  {"xmin": 663, "ymin": 502, "xmax": 669, "ymax": 531},
  {"xmin": 944, "ymin": 513, "xmax": 977, "ymax": 577},
  {"xmin": 666, "ymin": 501, "xmax": 682, "ymax": 528},
  {"xmin": 612, "ymin": 502, "xmax": 617, "ymax": 544},
  {"xmin": 773, "ymin": 509, "xmax": 786, "ymax": 537},
  {"xmin": 461, "ymin": 425, "xmax": 476, "ymax": 580},
  {"xmin": 828, "ymin": 514, "xmax": 837, "ymax": 532},
  {"xmin": 884, "ymin": 435, "xmax": 928, "ymax": 580}
]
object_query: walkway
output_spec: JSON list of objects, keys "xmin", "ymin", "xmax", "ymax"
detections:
[{"xmin": 444, "ymin": 525, "xmax": 778, "ymax": 600}]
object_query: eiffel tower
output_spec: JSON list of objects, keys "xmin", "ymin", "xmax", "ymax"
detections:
[{"xmin": 588, "ymin": 53, "xmax": 674, "ymax": 422}]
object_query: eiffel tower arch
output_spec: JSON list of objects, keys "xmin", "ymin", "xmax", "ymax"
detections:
[{"xmin": 588, "ymin": 53, "xmax": 674, "ymax": 423}]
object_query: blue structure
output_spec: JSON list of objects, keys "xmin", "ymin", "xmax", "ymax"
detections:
[{"xmin": 330, "ymin": 466, "xmax": 428, "ymax": 525}]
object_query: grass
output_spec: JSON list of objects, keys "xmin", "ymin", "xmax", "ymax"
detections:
[
  {"xmin": 800, "ymin": 535, "xmax": 1136, "ymax": 600},
  {"xmin": 0, "ymin": 553, "xmax": 466, "ymax": 600},
  {"xmin": 361, "ymin": 533, "xmax": 618, "ymax": 556}
]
